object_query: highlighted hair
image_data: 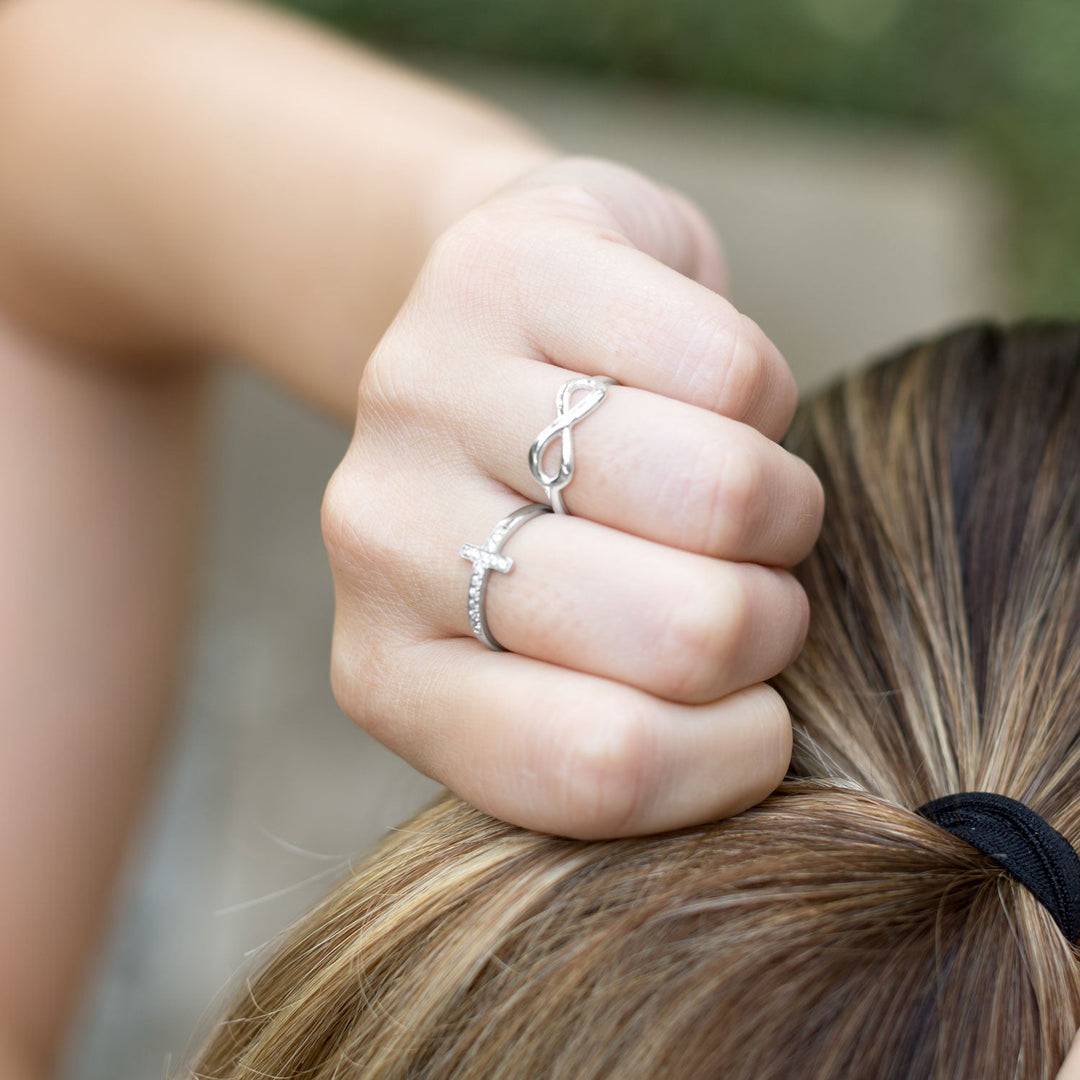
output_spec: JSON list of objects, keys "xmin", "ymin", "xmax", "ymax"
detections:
[{"xmin": 190, "ymin": 322, "xmax": 1080, "ymax": 1079}]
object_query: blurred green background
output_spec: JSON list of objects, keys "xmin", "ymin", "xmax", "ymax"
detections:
[{"xmin": 277, "ymin": 0, "xmax": 1079, "ymax": 313}]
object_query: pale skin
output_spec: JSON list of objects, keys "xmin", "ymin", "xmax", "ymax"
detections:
[
  {"xmin": 1063, "ymin": 1034, "xmax": 1080, "ymax": 1080},
  {"xmin": 2, "ymin": 2, "xmax": 1064, "ymax": 1078}
]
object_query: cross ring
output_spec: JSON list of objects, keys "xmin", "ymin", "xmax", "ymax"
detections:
[{"xmin": 459, "ymin": 503, "xmax": 553, "ymax": 650}]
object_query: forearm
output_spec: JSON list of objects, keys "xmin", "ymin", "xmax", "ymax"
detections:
[
  {"xmin": 0, "ymin": 310, "xmax": 207, "ymax": 1073},
  {"xmin": 0, "ymin": 1037, "xmax": 37, "ymax": 1080},
  {"xmin": 0, "ymin": 3, "xmax": 553, "ymax": 1067},
  {"xmin": 0, "ymin": 0, "xmax": 553, "ymax": 417}
]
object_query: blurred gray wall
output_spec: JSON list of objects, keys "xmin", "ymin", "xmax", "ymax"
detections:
[{"xmin": 65, "ymin": 60, "xmax": 1007, "ymax": 1080}]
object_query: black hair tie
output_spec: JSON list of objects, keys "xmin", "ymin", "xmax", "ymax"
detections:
[{"xmin": 917, "ymin": 792, "xmax": 1080, "ymax": 941}]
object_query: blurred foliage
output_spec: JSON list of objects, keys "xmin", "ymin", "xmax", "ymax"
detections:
[{"xmin": 278, "ymin": 0, "xmax": 1080, "ymax": 313}]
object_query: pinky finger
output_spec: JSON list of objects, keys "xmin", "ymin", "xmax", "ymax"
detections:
[{"xmin": 341, "ymin": 637, "xmax": 792, "ymax": 839}]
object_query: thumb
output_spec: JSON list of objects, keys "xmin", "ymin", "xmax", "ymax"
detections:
[{"xmin": 514, "ymin": 156, "xmax": 728, "ymax": 293}]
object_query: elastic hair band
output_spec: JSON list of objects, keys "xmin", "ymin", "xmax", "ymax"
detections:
[{"xmin": 917, "ymin": 792, "xmax": 1080, "ymax": 941}]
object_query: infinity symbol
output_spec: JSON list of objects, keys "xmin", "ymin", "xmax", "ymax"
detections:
[{"xmin": 528, "ymin": 376, "xmax": 617, "ymax": 514}]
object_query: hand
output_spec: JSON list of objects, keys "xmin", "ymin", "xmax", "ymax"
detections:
[{"xmin": 322, "ymin": 156, "xmax": 823, "ymax": 838}]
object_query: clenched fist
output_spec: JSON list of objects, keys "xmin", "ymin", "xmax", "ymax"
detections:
[{"xmin": 322, "ymin": 157, "xmax": 823, "ymax": 838}]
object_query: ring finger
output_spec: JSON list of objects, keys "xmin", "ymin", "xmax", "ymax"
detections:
[
  {"xmin": 456, "ymin": 354, "xmax": 824, "ymax": 567},
  {"xmin": 439, "ymin": 492, "xmax": 808, "ymax": 705}
]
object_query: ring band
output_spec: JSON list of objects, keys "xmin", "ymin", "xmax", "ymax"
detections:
[
  {"xmin": 459, "ymin": 503, "xmax": 553, "ymax": 651},
  {"xmin": 528, "ymin": 376, "xmax": 617, "ymax": 513}
]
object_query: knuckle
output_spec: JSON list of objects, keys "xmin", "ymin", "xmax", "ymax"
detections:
[
  {"xmin": 555, "ymin": 703, "xmax": 653, "ymax": 837},
  {"xmin": 428, "ymin": 213, "xmax": 486, "ymax": 275},
  {"xmin": 328, "ymin": 627, "xmax": 398, "ymax": 743},
  {"xmin": 421, "ymin": 206, "xmax": 538, "ymax": 327},
  {"xmin": 328, "ymin": 619, "xmax": 369, "ymax": 719},
  {"xmin": 519, "ymin": 179, "xmax": 625, "ymax": 239},
  {"xmin": 802, "ymin": 465, "xmax": 827, "ymax": 547},
  {"xmin": 713, "ymin": 318, "xmax": 769, "ymax": 421},
  {"xmin": 653, "ymin": 573, "xmax": 749, "ymax": 702},
  {"xmin": 320, "ymin": 462, "xmax": 363, "ymax": 562},
  {"xmin": 672, "ymin": 312, "xmax": 767, "ymax": 421},
  {"xmin": 772, "ymin": 358, "xmax": 800, "ymax": 434},
  {"xmin": 747, "ymin": 684, "xmax": 794, "ymax": 790},
  {"xmin": 708, "ymin": 316, "xmax": 796, "ymax": 436},
  {"xmin": 323, "ymin": 368, "xmax": 437, "ymax": 578},
  {"xmin": 703, "ymin": 440, "xmax": 765, "ymax": 555},
  {"xmin": 328, "ymin": 630, "xmax": 363, "ymax": 721},
  {"xmin": 787, "ymin": 578, "xmax": 812, "ymax": 665},
  {"xmin": 321, "ymin": 449, "xmax": 416, "ymax": 592},
  {"xmin": 358, "ymin": 324, "xmax": 436, "ymax": 425},
  {"xmin": 670, "ymin": 312, "xmax": 741, "ymax": 408},
  {"xmin": 514, "ymin": 156, "xmax": 652, "ymax": 225}
]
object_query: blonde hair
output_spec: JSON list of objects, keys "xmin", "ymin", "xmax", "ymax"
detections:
[{"xmin": 190, "ymin": 322, "xmax": 1080, "ymax": 1079}]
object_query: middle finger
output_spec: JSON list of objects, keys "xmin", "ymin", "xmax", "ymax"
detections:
[
  {"xmin": 456, "ymin": 355, "xmax": 824, "ymax": 567},
  {"xmin": 439, "ymin": 492, "xmax": 809, "ymax": 706}
]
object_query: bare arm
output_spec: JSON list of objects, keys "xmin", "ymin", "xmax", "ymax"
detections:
[
  {"xmin": 0, "ymin": 2, "xmax": 551, "ymax": 1072},
  {"xmin": 0, "ymin": 314, "xmax": 206, "ymax": 1077},
  {"xmin": 0, "ymin": 0, "xmax": 553, "ymax": 413},
  {"xmin": 0, "ymin": 4, "xmax": 820, "ymax": 1073}
]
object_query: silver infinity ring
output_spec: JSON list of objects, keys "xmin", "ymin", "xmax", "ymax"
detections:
[
  {"xmin": 528, "ymin": 376, "xmax": 618, "ymax": 513},
  {"xmin": 459, "ymin": 503, "xmax": 553, "ymax": 651}
]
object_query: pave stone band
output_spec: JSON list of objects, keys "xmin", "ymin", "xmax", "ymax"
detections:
[
  {"xmin": 528, "ymin": 376, "xmax": 618, "ymax": 513},
  {"xmin": 459, "ymin": 503, "xmax": 553, "ymax": 651}
]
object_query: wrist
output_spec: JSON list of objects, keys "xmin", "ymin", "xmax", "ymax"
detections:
[{"xmin": 422, "ymin": 137, "xmax": 559, "ymax": 247}]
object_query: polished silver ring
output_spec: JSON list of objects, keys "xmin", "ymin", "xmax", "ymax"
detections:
[
  {"xmin": 459, "ymin": 503, "xmax": 553, "ymax": 651},
  {"xmin": 528, "ymin": 376, "xmax": 618, "ymax": 513}
]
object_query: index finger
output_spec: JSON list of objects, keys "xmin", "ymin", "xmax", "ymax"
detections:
[
  {"xmin": 426, "ymin": 209, "xmax": 797, "ymax": 441},
  {"xmin": 535, "ymin": 237, "xmax": 796, "ymax": 441}
]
